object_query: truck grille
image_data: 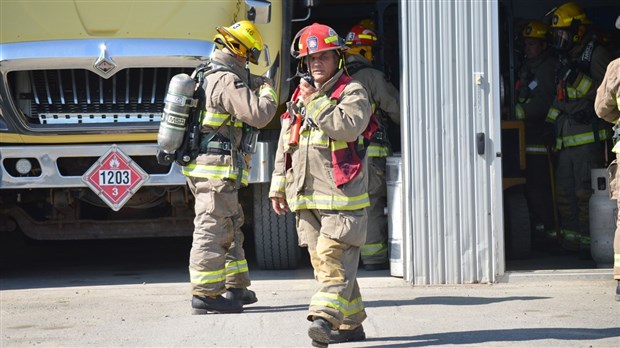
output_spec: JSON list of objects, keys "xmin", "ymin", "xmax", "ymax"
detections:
[{"xmin": 9, "ymin": 67, "xmax": 193, "ymax": 126}]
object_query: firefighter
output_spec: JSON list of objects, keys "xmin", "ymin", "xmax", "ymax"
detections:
[
  {"xmin": 344, "ymin": 23, "xmax": 400, "ymax": 270},
  {"xmin": 183, "ymin": 20, "xmax": 278, "ymax": 314},
  {"xmin": 514, "ymin": 21, "xmax": 558, "ymax": 244},
  {"xmin": 269, "ymin": 23, "xmax": 372, "ymax": 347},
  {"xmin": 545, "ymin": 2, "xmax": 613, "ymax": 256},
  {"xmin": 594, "ymin": 15, "xmax": 620, "ymax": 301}
]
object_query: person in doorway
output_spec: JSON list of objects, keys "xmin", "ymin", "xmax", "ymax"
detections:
[
  {"xmin": 545, "ymin": 2, "xmax": 613, "ymax": 257},
  {"xmin": 344, "ymin": 22, "xmax": 401, "ymax": 270},
  {"xmin": 269, "ymin": 23, "xmax": 372, "ymax": 347},
  {"xmin": 183, "ymin": 20, "xmax": 278, "ymax": 314},
  {"xmin": 594, "ymin": 15, "xmax": 620, "ymax": 302},
  {"xmin": 514, "ymin": 21, "xmax": 558, "ymax": 245}
]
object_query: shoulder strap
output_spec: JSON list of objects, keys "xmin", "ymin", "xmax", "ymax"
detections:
[
  {"xmin": 578, "ymin": 40, "xmax": 597, "ymax": 73},
  {"xmin": 330, "ymin": 74, "xmax": 353, "ymax": 100}
]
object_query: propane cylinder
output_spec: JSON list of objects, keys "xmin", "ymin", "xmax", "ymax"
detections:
[
  {"xmin": 589, "ymin": 168, "xmax": 617, "ymax": 268},
  {"xmin": 157, "ymin": 73, "xmax": 196, "ymax": 154}
]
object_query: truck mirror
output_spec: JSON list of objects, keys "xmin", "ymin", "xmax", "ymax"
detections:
[{"xmin": 246, "ymin": 0, "xmax": 271, "ymax": 24}]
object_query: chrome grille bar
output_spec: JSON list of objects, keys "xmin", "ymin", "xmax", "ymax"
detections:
[{"xmin": 16, "ymin": 67, "xmax": 191, "ymax": 125}]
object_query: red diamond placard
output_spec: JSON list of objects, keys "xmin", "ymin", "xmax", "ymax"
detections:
[{"xmin": 82, "ymin": 145, "xmax": 148, "ymax": 211}]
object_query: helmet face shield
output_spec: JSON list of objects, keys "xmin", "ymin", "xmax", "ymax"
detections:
[{"xmin": 552, "ymin": 28, "xmax": 573, "ymax": 51}]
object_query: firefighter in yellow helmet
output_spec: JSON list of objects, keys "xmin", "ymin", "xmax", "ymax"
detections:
[
  {"xmin": 594, "ymin": 15, "xmax": 620, "ymax": 302},
  {"xmin": 545, "ymin": 2, "xmax": 613, "ymax": 256},
  {"xmin": 344, "ymin": 22, "xmax": 400, "ymax": 270},
  {"xmin": 184, "ymin": 20, "xmax": 278, "ymax": 314},
  {"xmin": 269, "ymin": 23, "xmax": 372, "ymax": 347},
  {"xmin": 514, "ymin": 21, "xmax": 558, "ymax": 246}
]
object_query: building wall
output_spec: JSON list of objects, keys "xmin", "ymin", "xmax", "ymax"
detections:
[{"xmin": 399, "ymin": 0, "xmax": 505, "ymax": 284}]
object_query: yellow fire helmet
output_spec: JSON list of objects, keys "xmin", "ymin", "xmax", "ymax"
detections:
[
  {"xmin": 214, "ymin": 20, "xmax": 264, "ymax": 64},
  {"xmin": 522, "ymin": 21, "xmax": 549, "ymax": 40},
  {"xmin": 549, "ymin": 2, "xmax": 591, "ymax": 50},
  {"xmin": 550, "ymin": 2, "xmax": 591, "ymax": 28}
]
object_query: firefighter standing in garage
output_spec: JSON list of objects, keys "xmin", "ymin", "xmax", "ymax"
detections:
[
  {"xmin": 594, "ymin": 15, "xmax": 620, "ymax": 302},
  {"xmin": 544, "ymin": 2, "xmax": 613, "ymax": 256},
  {"xmin": 514, "ymin": 21, "xmax": 558, "ymax": 244},
  {"xmin": 182, "ymin": 21, "xmax": 278, "ymax": 314},
  {"xmin": 343, "ymin": 22, "xmax": 400, "ymax": 270},
  {"xmin": 269, "ymin": 23, "xmax": 372, "ymax": 347}
]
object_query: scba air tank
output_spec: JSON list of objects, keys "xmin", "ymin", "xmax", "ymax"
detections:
[
  {"xmin": 589, "ymin": 168, "xmax": 617, "ymax": 268},
  {"xmin": 157, "ymin": 73, "xmax": 196, "ymax": 154}
]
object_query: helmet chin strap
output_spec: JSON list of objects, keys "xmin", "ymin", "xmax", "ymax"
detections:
[{"xmin": 245, "ymin": 56, "xmax": 253, "ymax": 89}]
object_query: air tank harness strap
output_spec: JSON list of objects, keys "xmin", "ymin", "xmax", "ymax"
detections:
[{"xmin": 199, "ymin": 134, "xmax": 232, "ymax": 155}]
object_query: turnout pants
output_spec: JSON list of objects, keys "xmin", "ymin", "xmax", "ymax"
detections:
[
  {"xmin": 555, "ymin": 143, "xmax": 603, "ymax": 250},
  {"xmin": 607, "ymin": 160, "xmax": 620, "ymax": 280},
  {"xmin": 361, "ymin": 157, "xmax": 389, "ymax": 265},
  {"xmin": 525, "ymin": 153, "xmax": 555, "ymax": 234},
  {"xmin": 297, "ymin": 208, "xmax": 368, "ymax": 330},
  {"xmin": 187, "ymin": 177, "xmax": 251, "ymax": 297}
]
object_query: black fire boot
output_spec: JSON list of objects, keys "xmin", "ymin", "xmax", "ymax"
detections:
[
  {"xmin": 308, "ymin": 317, "xmax": 331, "ymax": 347},
  {"xmin": 224, "ymin": 287, "xmax": 258, "ymax": 305},
  {"xmin": 615, "ymin": 280, "xmax": 620, "ymax": 302},
  {"xmin": 330, "ymin": 325, "xmax": 366, "ymax": 343},
  {"xmin": 191, "ymin": 295, "xmax": 243, "ymax": 315}
]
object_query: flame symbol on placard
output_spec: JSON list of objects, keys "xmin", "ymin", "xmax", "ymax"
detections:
[{"xmin": 110, "ymin": 155, "xmax": 120, "ymax": 169}]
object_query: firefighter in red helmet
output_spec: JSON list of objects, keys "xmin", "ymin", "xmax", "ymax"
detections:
[
  {"xmin": 269, "ymin": 23, "xmax": 372, "ymax": 347},
  {"xmin": 345, "ymin": 22, "xmax": 400, "ymax": 271}
]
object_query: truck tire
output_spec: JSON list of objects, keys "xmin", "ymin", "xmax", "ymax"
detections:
[
  {"xmin": 504, "ymin": 185, "xmax": 532, "ymax": 259},
  {"xmin": 252, "ymin": 183, "xmax": 301, "ymax": 269}
]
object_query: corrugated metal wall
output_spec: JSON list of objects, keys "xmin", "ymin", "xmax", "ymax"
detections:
[{"xmin": 399, "ymin": 0, "xmax": 505, "ymax": 285}]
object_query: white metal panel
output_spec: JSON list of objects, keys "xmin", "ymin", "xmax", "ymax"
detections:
[{"xmin": 399, "ymin": 0, "xmax": 504, "ymax": 284}]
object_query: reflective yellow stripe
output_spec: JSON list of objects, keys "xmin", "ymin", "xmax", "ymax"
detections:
[
  {"xmin": 200, "ymin": 111, "xmax": 242, "ymax": 127},
  {"xmin": 546, "ymin": 107, "xmax": 560, "ymax": 123},
  {"xmin": 565, "ymin": 74, "xmax": 592, "ymax": 100},
  {"xmin": 357, "ymin": 34, "xmax": 377, "ymax": 41},
  {"xmin": 306, "ymin": 95, "xmax": 333, "ymax": 119},
  {"xmin": 259, "ymin": 85, "xmax": 278, "ymax": 104},
  {"xmin": 367, "ymin": 145, "xmax": 390, "ymax": 157},
  {"xmin": 562, "ymin": 229, "xmax": 580, "ymax": 242},
  {"xmin": 225, "ymin": 259, "xmax": 249, "ymax": 276},
  {"xmin": 182, "ymin": 163, "xmax": 249, "ymax": 185},
  {"xmin": 290, "ymin": 193, "xmax": 370, "ymax": 211},
  {"xmin": 575, "ymin": 75, "xmax": 592, "ymax": 97},
  {"xmin": 324, "ymin": 35, "xmax": 339, "ymax": 44},
  {"xmin": 361, "ymin": 243, "xmax": 388, "ymax": 257},
  {"xmin": 614, "ymin": 253, "xmax": 620, "ymax": 268},
  {"xmin": 189, "ymin": 266, "xmax": 226, "ymax": 285},
  {"xmin": 270, "ymin": 175, "xmax": 286, "ymax": 193},
  {"xmin": 559, "ymin": 129, "xmax": 611, "ymax": 148},
  {"xmin": 330, "ymin": 139, "xmax": 348, "ymax": 151},
  {"xmin": 515, "ymin": 103, "xmax": 525, "ymax": 120},
  {"xmin": 310, "ymin": 292, "xmax": 365, "ymax": 317},
  {"xmin": 300, "ymin": 128, "xmax": 329, "ymax": 146}
]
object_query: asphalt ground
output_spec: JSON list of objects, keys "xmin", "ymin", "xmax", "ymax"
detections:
[{"xmin": 1, "ymin": 249, "xmax": 619, "ymax": 348}]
